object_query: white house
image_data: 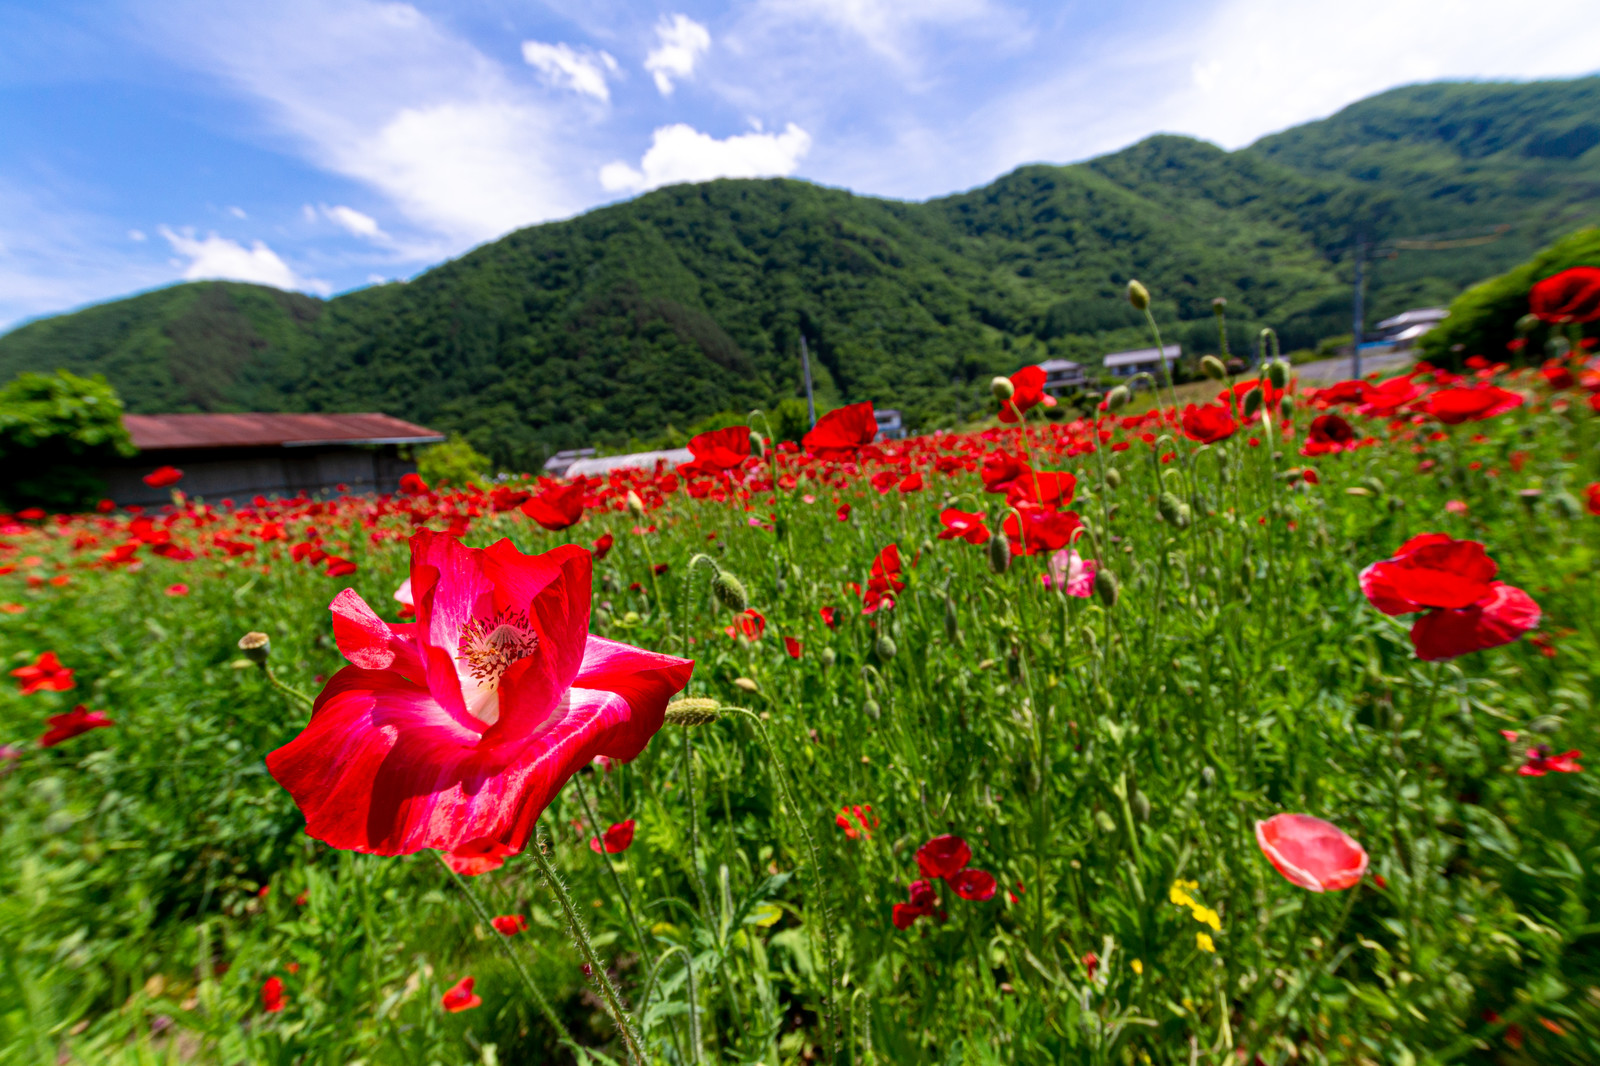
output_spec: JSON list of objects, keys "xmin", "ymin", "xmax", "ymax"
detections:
[
  {"xmin": 1038, "ymin": 358, "xmax": 1087, "ymax": 393},
  {"xmin": 1372, "ymin": 308, "xmax": 1448, "ymax": 350},
  {"xmin": 874, "ymin": 409, "xmax": 905, "ymax": 441},
  {"xmin": 1102, "ymin": 346, "xmax": 1180, "ymax": 380}
]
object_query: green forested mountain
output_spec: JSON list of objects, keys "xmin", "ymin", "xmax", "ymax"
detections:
[{"xmin": 3, "ymin": 77, "xmax": 1597, "ymax": 469}]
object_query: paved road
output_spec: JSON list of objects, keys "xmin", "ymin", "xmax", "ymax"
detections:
[{"xmin": 1292, "ymin": 351, "xmax": 1414, "ymax": 384}]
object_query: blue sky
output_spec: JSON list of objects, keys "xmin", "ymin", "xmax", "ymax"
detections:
[{"xmin": 3, "ymin": 0, "xmax": 1597, "ymax": 330}]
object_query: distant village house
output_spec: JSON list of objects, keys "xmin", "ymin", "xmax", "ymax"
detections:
[
  {"xmin": 1102, "ymin": 346, "xmax": 1181, "ymax": 381},
  {"xmin": 1038, "ymin": 358, "xmax": 1087, "ymax": 394},
  {"xmin": 108, "ymin": 412, "xmax": 443, "ymax": 507}
]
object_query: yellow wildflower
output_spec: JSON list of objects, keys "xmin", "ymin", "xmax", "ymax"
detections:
[
  {"xmin": 1191, "ymin": 904, "xmax": 1221, "ymax": 932},
  {"xmin": 1196, "ymin": 932, "xmax": 1215, "ymax": 953},
  {"xmin": 1131, "ymin": 959, "xmax": 1143, "ymax": 975},
  {"xmin": 1168, "ymin": 879, "xmax": 1197, "ymax": 908}
]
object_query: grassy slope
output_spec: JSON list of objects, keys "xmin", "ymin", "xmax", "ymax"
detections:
[{"xmin": 1, "ymin": 78, "xmax": 1597, "ymax": 467}]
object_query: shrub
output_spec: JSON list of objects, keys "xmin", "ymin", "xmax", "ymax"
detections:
[{"xmin": 0, "ymin": 370, "xmax": 134, "ymax": 511}]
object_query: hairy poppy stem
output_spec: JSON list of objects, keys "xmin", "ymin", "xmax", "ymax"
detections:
[
  {"xmin": 571, "ymin": 773, "xmax": 650, "ymax": 956},
  {"xmin": 1140, "ymin": 306, "xmax": 1181, "ymax": 416},
  {"xmin": 723, "ymin": 706, "xmax": 841, "ymax": 1062},
  {"xmin": 432, "ymin": 852, "xmax": 576, "ymax": 1049},
  {"xmin": 261, "ymin": 664, "xmax": 315, "ymax": 710},
  {"xmin": 530, "ymin": 828, "xmax": 648, "ymax": 1065},
  {"xmin": 681, "ymin": 727, "xmax": 713, "ymax": 915}
]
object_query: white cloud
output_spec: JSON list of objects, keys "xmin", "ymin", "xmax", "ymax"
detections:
[
  {"xmin": 521, "ymin": 40, "xmax": 618, "ymax": 102},
  {"xmin": 158, "ymin": 225, "xmax": 327, "ymax": 293},
  {"xmin": 644, "ymin": 14, "xmax": 711, "ymax": 95},
  {"xmin": 753, "ymin": 0, "xmax": 998, "ymax": 62},
  {"xmin": 600, "ymin": 122, "xmax": 812, "ymax": 194},
  {"xmin": 135, "ymin": 0, "xmax": 590, "ymax": 248},
  {"xmin": 322, "ymin": 203, "xmax": 384, "ymax": 240},
  {"xmin": 226, "ymin": 205, "xmax": 247, "ymax": 219},
  {"xmin": 127, "ymin": 229, "xmax": 147, "ymax": 242}
]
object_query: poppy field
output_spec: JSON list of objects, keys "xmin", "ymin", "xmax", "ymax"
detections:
[{"xmin": 4, "ymin": 279, "xmax": 1600, "ymax": 1066}]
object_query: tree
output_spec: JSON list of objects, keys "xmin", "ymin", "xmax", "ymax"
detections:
[
  {"xmin": 0, "ymin": 370, "xmax": 135, "ymax": 512},
  {"xmin": 416, "ymin": 434, "xmax": 491, "ymax": 489}
]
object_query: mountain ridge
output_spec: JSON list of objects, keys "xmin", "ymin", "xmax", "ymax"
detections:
[{"xmin": 3, "ymin": 76, "xmax": 1598, "ymax": 469}]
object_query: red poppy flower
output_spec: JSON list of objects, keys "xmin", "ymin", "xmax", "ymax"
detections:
[
  {"xmin": 861, "ymin": 544, "xmax": 905, "ymax": 612},
  {"xmin": 915, "ymin": 834, "xmax": 972, "ymax": 880},
  {"xmin": 1301, "ymin": 414, "xmax": 1357, "ymax": 456},
  {"xmin": 892, "ymin": 878, "xmax": 940, "ymax": 929},
  {"xmin": 949, "ymin": 868, "xmax": 997, "ymax": 901},
  {"xmin": 836, "ymin": 503, "xmax": 851, "ymax": 522},
  {"xmin": 1361, "ymin": 534, "xmax": 1539, "ymax": 660},
  {"xmin": 730, "ymin": 608, "xmax": 766, "ymax": 641},
  {"xmin": 592, "ymin": 532, "xmax": 614, "ymax": 560},
  {"xmin": 11, "ymin": 652, "xmax": 75, "ymax": 695},
  {"xmin": 980, "ymin": 451, "xmax": 1031, "ymax": 495},
  {"xmin": 441, "ymin": 976, "xmax": 482, "ymax": 1012},
  {"xmin": 783, "ymin": 635, "xmax": 802, "ymax": 659},
  {"xmin": 938, "ymin": 508, "xmax": 990, "ymax": 544},
  {"xmin": 1529, "ymin": 266, "xmax": 1600, "ymax": 324},
  {"xmin": 1006, "ymin": 470, "xmax": 1076, "ymax": 508},
  {"xmin": 1518, "ymin": 744, "xmax": 1582, "ymax": 777},
  {"xmin": 1309, "ymin": 380, "xmax": 1369, "ymax": 406},
  {"xmin": 1082, "ymin": 952, "xmax": 1099, "ymax": 980},
  {"xmin": 1357, "ymin": 375, "xmax": 1423, "ymax": 418},
  {"xmin": 897, "ymin": 471, "xmax": 925, "ymax": 493},
  {"xmin": 491, "ymin": 914, "xmax": 529, "ymax": 936},
  {"xmin": 1540, "ymin": 359, "xmax": 1575, "ymax": 390},
  {"xmin": 1254, "ymin": 813, "xmax": 1368, "ymax": 892},
  {"xmin": 521, "ymin": 482, "xmax": 586, "ymax": 530},
  {"xmin": 999, "ymin": 365, "xmax": 1057, "ymax": 423},
  {"xmin": 870, "ymin": 470, "xmax": 898, "ymax": 494},
  {"xmin": 443, "ymin": 838, "xmax": 517, "ymax": 876},
  {"xmin": 819, "ymin": 605, "xmax": 839, "ymax": 629},
  {"xmin": 261, "ymin": 975, "xmax": 285, "ymax": 1013},
  {"xmin": 39, "ymin": 705, "xmax": 114, "ymax": 748},
  {"xmin": 265, "ymin": 531, "xmax": 693, "ymax": 858},
  {"xmin": 835, "ymin": 804, "xmax": 878, "ymax": 840},
  {"xmin": 1002, "ymin": 504, "xmax": 1082, "ymax": 557},
  {"xmin": 399, "ymin": 472, "xmax": 429, "ymax": 495},
  {"xmin": 687, "ymin": 425, "xmax": 752, "ymax": 471},
  {"xmin": 1586, "ymin": 483, "xmax": 1600, "ymax": 516},
  {"xmin": 1182, "ymin": 402, "xmax": 1237, "ymax": 444},
  {"xmin": 1414, "ymin": 384, "xmax": 1523, "ymax": 425},
  {"xmin": 590, "ymin": 819, "xmax": 636, "ymax": 853},
  {"xmin": 143, "ymin": 466, "xmax": 184, "ymax": 488},
  {"xmin": 803, "ymin": 402, "xmax": 878, "ymax": 460}
]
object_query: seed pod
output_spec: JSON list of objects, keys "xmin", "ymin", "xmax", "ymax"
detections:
[
  {"xmin": 1094, "ymin": 567, "xmax": 1120, "ymax": 607},
  {"xmin": 1241, "ymin": 387, "xmax": 1263, "ymax": 418},
  {"xmin": 1211, "ymin": 296, "xmax": 1227, "ymax": 315},
  {"xmin": 1200, "ymin": 355, "xmax": 1226, "ymax": 380},
  {"xmin": 874, "ymin": 633, "xmax": 898, "ymax": 661},
  {"xmin": 1094, "ymin": 809, "xmax": 1118, "ymax": 834},
  {"xmin": 1158, "ymin": 491, "xmax": 1185, "ymax": 525},
  {"xmin": 944, "ymin": 595, "xmax": 959, "ymax": 642},
  {"xmin": 1106, "ymin": 385, "xmax": 1131, "ymax": 411},
  {"xmin": 238, "ymin": 631, "xmax": 271, "ymax": 664},
  {"xmin": 1131, "ymin": 788, "xmax": 1151, "ymax": 823},
  {"xmin": 1127, "ymin": 280, "xmax": 1150, "ymax": 311},
  {"xmin": 1530, "ymin": 715, "xmax": 1562, "ymax": 734},
  {"xmin": 862, "ymin": 698, "xmax": 881, "ymax": 720},
  {"xmin": 710, "ymin": 570, "xmax": 748, "ymax": 612},
  {"xmin": 1105, "ymin": 467, "xmax": 1123, "ymax": 490},
  {"xmin": 991, "ymin": 376, "xmax": 1016, "ymax": 402},
  {"xmin": 625, "ymin": 490, "xmax": 645, "ymax": 518},
  {"xmin": 1266, "ymin": 359, "xmax": 1288, "ymax": 390},
  {"xmin": 819, "ymin": 647, "xmax": 837, "ymax": 668},
  {"xmin": 664, "ymin": 697, "xmax": 722, "ymax": 726},
  {"xmin": 1553, "ymin": 491, "xmax": 1581, "ymax": 518},
  {"xmin": 987, "ymin": 529, "xmax": 1012, "ymax": 573}
]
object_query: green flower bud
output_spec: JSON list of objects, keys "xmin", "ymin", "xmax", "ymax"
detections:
[
  {"xmin": 1094, "ymin": 809, "xmax": 1118, "ymax": 834},
  {"xmin": 944, "ymin": 595, "xmax": 960, "ymax": 642},
  {"xmin": 1105, "ymin": 467, "xmax": 1123, "ymax": 490},
  {"xmin": 1241, "ymin": 387, "xmax": 1263, "ymax": 417},
  {"xmin": 626, "ymin": 490, "xmax": 645, "ymax": 518},
  {"xmin": 1200, "ymin": 355, "xmax": 1227, "ymax": 380},
  {"xmin": 1158, "ymin": 491, "xmax": 1185, "ymax": 525},
  {"xmin": 874, "ymin": 633, "xmax": 898, "ymax": 661},
  {"xmin": 1127, "ymin": 280, "xmax": 1150, "ymax": 311},
  {"xmin": 991, "ymin": 376, "xmax": 1016, "ymax": 402},
  {"xmin": 664, "ymin": 698, "xmax": 722, "ymax": 726},
  {"xmin": 987, "ymin": 529, "xmax": 1012, "ymax": 574},
  {"xmin": 1211, "ymin": 296, "xmax": 1227, "ymax": 315},
  {"xmin": 710, "ymin": 570, "xmax": 748, "ymax": 613},
  {"xmin": 1279, "ymin": 395, "xmax": 1294, "ymax": 420},
  {"xmin": 1266, "ymin": 360, "xmax": 1288, "ymax": 390},
  {"xmin": 862, "ymin": 698, "xmax": 881, "ymax": 720},
  {"xmin": 1106, "ymin": 385, "xmax": 1131, "ymax": 411},
  {"xmin": 1094, "ymin": 567, "xmax": 1120, "ymax": 607},
  {"xmin": 819, "ymin": 647, "xmax": 837, "ymax": 668},
  {"xmin": 1131, "ymin": 788, "xmax": 1151, "ymax": 822}
]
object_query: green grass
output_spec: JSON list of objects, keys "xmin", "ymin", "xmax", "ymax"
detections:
[{"xmin": 2, "ymin": 368, "xmax": 1599, "ymax": 1065}]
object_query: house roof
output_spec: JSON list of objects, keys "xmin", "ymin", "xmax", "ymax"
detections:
[
  {"xmin": 564, "ymin": 448, "xmax": 692, "ymax": 478},
  {"xmin": 1103, "ymin": 346, "xmax": 1179, "ymax": 368},
  {"xmin": 1038, "ymin": 358, "xmax": 1083, "ymax": 372},
  {"xmin": 123, "ymin": 413, "xmax": 446, "ymax": 451},
  {"xmin": 1376, "ymin": 307, "xmax": 1448, "ymax": 331}
]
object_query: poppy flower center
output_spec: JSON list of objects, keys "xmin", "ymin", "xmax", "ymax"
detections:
[{"xmin": 456, "ymin": 611, "xmax": 539, "ymax": 725}]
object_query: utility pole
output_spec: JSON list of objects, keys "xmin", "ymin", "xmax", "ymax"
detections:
[
  {"xmin": 1351, "ymin": 243, "xmax": 1365, "ymax": 381},
  {"xmin": 799, "ymin": 333, "xmax": 817, "ymax": 428}
]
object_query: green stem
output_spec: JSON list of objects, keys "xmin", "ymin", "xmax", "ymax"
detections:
[
  {"xmin": 681, "ymin": 727, "xmax": 712, "ymax": 914},
  {"xmin": 261, "ymin": 664, "xmax": 315, "ymax": 709},
  {"xmin": 530, "ymin": 828, "xmax": 648, "ymax": 1065},
  {"xmin": 572, "ymin": 773, "xmax": 650, "ymax": 958},
  {"xmin": 432, "ymin": 852, "xmax": 576, "ymax": 1049}
]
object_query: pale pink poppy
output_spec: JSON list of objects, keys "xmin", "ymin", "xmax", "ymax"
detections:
[
  {"xmin": 1045, "ymin": 549, "xmax": 1097, "ymax": 597},
  {"xmin": 1255, "ymin": 814, "xmax": 1368, "ymax": 892}
]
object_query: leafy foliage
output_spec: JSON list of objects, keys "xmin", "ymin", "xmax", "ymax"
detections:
[
  {"xmin": 415, "ymin": 435, "xmax": 492, "ymax": 489},
  {"xmin": 1419, "ymin": 227, "xmax": 1600, "ymax": 365},
  {"xmin": 0, "ymin": 370, "xmax": 134, "ymax": 511}
]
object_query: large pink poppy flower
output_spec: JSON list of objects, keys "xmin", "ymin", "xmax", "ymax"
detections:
[
  {"xmin": 266, "ymin": 531, "xmax": 693, "ymax": 857},
  {"xmin": 1255, "ymin": 814, "xmax": 1368, "ymax": 892}
]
